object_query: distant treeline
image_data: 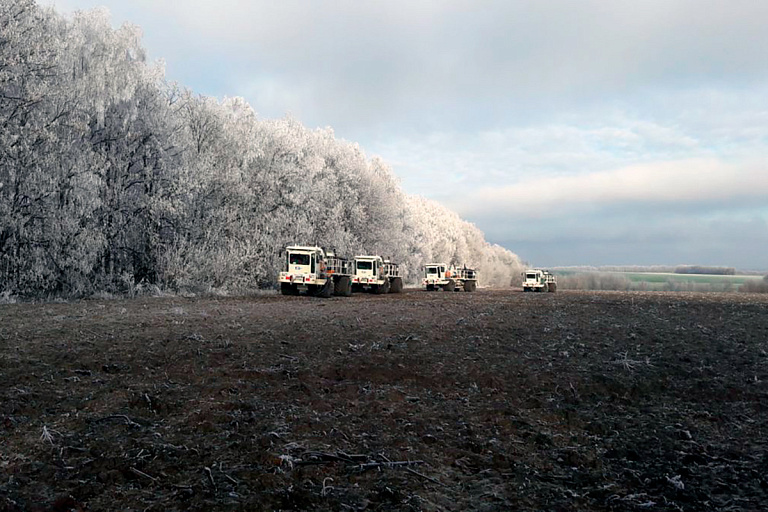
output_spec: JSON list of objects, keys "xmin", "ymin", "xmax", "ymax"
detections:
[
  {"xmin": 557, "ymin": 272, "xmax": 748, "ymax": 293},
  {"xmin": 553, "ymin": 265, "xmax": 753, "ymax": 275},
  {"xmin": 741, "ymin": 275, "xmax": 768, "ymax": 293},
  {"xmin": 554, "ymin": 265, "xmax": 677, "ymax": 273},
  {"xmin": 674, "ymin": 266, "xmax": 735, "ymax": 275},
  {"xmin": 557, "ymin": 271, "xmax": 768, "ymax": 293},
  {"xmin": 557, "ymin": 273, "xmax": 632, "ymax": 291}
]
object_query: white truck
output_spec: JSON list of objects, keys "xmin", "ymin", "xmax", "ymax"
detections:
[
  {"xmin": 278, "ymin": 246, "xmax": 353, "ymax": 298},
  {"xmin": 422, "ymin": 263, "xmax": 478, "ymax": 292},
  {"xmin": 351, "ymin": 255, "xmax": 404, "ymax": 294},
  {"xmin": 522, "ymin": 269, "xmax": 557, "ymax": 292}
]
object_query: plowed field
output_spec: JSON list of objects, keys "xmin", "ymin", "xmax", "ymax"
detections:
[{"xmin": 2, "ymin": 289, "xmax": 767, "ymax": 511}]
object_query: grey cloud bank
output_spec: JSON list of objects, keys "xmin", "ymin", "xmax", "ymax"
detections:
[
  {"xmin": 499, "ymin": 211, "xmax": 768, "ymax": 270},
  {"xmin": 456, "ymin": 158, "xmax": 768, "ymax": 218},
  {"xmin": 45, "ymin": 0, "xmax": 768, "ymax": 269}
]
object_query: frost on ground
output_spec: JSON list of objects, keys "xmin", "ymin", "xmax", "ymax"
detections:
[{"xmin": 1, "ymin": 289, "xmax": 767, "ymax": 511}]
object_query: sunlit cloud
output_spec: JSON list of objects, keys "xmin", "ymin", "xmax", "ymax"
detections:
[{"xmin": 454, "ymin": 158, "xmax": 768, "ymax": 218}]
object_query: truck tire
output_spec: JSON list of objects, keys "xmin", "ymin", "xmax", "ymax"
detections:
[
  {"xmin": 548, "ymin": 283, "xmax": 557, "ymax": 293},
  {"xmin": 463, "ymin": 280, "xmax": 476, "ymax": 292},
  {"xmin": 375, "ymin": 279, "xmax": 390, "ymax": 294},
  {"xmin": 316, "ymin": 279, "xmax": 334, "ymax": 298},
  {"xmin": 426, "ymin": 284, "xmax": 436, "ymax": 291},
  {"xmin": 443, "ymin": 279, "xmax": 455, "ymax": 292},
  {"xmin": 280, "ymin": 283, "xmax": 298, "ymax": 295},
  {"xmin": 335, "ymin": 276, "xmax": 352, "ymax": 297},
  {"xmin": 389, "ymin": 277, "xmax": 403, "ymax": 293}
]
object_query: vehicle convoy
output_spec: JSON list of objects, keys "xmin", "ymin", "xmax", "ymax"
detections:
[
  {"xmin": 352, "ymin": 255, "xmax": 404, "ymax": 294},
  {"xmin": 422, "ymin": 263, "xmax": 478, "ymax": 292},
  {"xmin": 522, "ymin": 269, "xmax": 557, "ymax": 292},
  {"xmin": 278, "ymin": 246, "xmax": 353, "ymax": 297}
]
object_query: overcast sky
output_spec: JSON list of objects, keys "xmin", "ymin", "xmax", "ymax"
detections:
[{"xmin": 44, "ymin": 0, "xmax": 768, "ymax": 269}]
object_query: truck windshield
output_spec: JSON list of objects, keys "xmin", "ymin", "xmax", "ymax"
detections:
[
  {"xmin": 426, "ymin": 267, "xmax": 438, "ymax": 275},
  {"xmin": 526, "ymin": 273, "xmax": 536, "ymax": 279},
  {"xmin": 289, "ymin": 253, "xmax": 310, "ymax": 265},
  {"xmin": 356, "ymin": 261, "xmax": 373, "ymax": 270}
]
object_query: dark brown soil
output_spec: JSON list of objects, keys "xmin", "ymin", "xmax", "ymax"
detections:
[{"xmin": 1, "ymin": 289, "xmax": 767, "ymax": 511}]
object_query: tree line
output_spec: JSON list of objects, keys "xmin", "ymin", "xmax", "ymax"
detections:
[
  {"xmin": 0, "ymin": 0, "xmax": 523, "ymax": 299},
  {"xmin": 674, "ymin": 266, "xmax": 736, "ymax": 276}
]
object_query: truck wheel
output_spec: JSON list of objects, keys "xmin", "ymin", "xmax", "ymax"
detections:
[
  {"xmin": 316, "ymin": 279, "xmax": 334, "ymax": 298},
  {"xmin": 549, "ymin": 283, "xmax": 557, "ymax": 293},
  {"xmin": 344, "ymin": 276, "xmax": 354, "ymax": 296},
  {"xmin": 280, "ymin": 283, "xmax": 298, "ymax": 295},
  {"xmin": 335, "ymin": 276, "xmax": 352, "ymax": 296},
  {"xmin": 375, "ymin": 279, "xmax": 390, "ymax": 294},
  {"xmin": 443, "ymin": 279, "xmax": 455, "ymax": 292},
  {"xmin": 426, "ymin": 284, "xmax": 436, "ymax": 291},
  {"xmin": 464, "ymin": 280, "xmax": 476, "ymax": 292},
  {"xmin": 389, "ymin": 277, "xmax": 403, "ymax": 293}
]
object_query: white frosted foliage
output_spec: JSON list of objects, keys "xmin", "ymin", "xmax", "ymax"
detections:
[{"xmin": 0, "ymin": 0, "xmax": 523, "ymax": 297}]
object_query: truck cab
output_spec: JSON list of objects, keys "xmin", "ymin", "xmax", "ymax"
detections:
[
  {"xmin": 353, "ymin": 256, "xmax": 382, "ymax": 283},
  {"xmin": 522, "ymin": 269, "xmax": 557, "ymax": 292},
  {"xmin": 278, "ymin": 246, "xmax": 352, "ymax": 297},
  {"xmin": 352, "ymin": 255, "xmax": 403, "ymax": 294},
  {"xmin": 424, "ymin": 264, "xmax": 446, "ymax": 284},
  {"xmin": 285, "ymin": 247, "xmax": 321, "ymax": 277},
  {"xmin": 422, "ymin": 263, "xmax": 477, "ymax": 292}
]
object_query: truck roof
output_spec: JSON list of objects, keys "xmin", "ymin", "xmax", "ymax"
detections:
[
  {"xmin": 286, "ymin": 245, "xmax": 324, "ymax": 253},
  {"xmin": 354, "ymin": 255, "xmax": 382, "ymax": 260}
]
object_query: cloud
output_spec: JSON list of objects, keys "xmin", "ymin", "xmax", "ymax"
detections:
[
  {"xmin": 368, "ymin": 116, "xmax": 714, "ymax": 202},
  {"xmin": 454, "ymin": 158, "xmax": 768, "ymax": 219},
  {"xmin": 43, "ymin": 0, "xmax": 768, "ymax": 133},
  {"xmin": 492, "ymin": 209, "xmax": 768, "ymax": 268}
]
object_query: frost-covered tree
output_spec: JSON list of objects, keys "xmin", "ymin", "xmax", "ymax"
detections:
[
  {"xmin": 0, "ymin": 1, "xmax": 93, "ymax": 295},
  {"xmin": 0, "ymin": 0, "xmax": 524, "ymax": 298},
  {"xmin": 399, "ymin": 195, "xmax": 524, "ymax": 286}
]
